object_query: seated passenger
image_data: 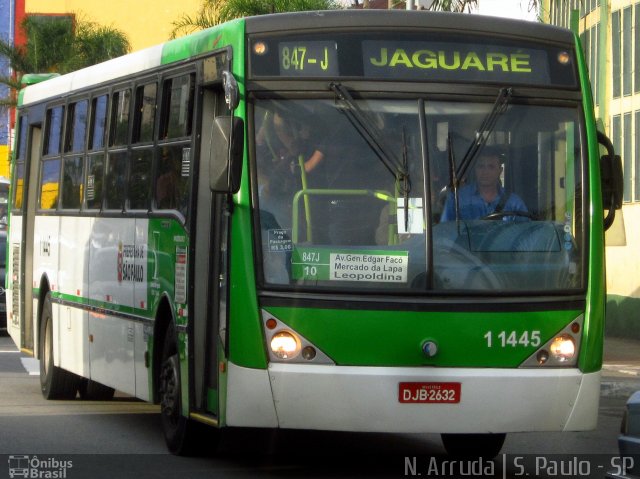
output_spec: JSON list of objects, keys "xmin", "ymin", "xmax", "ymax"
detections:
[{"xmin": 440, "ymin": 148, "xmax": 527, "ymax": 222}]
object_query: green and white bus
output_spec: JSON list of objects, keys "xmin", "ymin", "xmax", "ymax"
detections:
[{"xmin": 7, "ymin": 10, "xmax": 623, "ymax": 456}]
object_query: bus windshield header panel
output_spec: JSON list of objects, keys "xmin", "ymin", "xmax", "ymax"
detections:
[{"xmin": 249, "ymin": 32, "xmax": 578, "ymax": 88}]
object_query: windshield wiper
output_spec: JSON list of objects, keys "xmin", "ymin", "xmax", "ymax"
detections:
[
  {"xmin": 330, "ymin": 82, "xmax": 411, "ymax": 229},
  {"xmin": 447, "ymin": 133, "xmax": 461, "ymax": 222},
  {"xmin": 330, "ymin": 82, "xmax": 402, "ymax": 176},
  {"xmin": 455, "ymin": 87, "xmax": 512, "ymax": 181}
]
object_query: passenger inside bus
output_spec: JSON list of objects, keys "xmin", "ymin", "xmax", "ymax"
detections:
[
  {"xmin": 256, "ymin": 108, "xmax": 326, "ymax": 232},
  {"xmin": 440, "ymin": 147, "xmax": 528, "ymax": 222}
]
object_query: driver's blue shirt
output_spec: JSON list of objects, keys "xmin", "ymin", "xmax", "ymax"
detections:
[{"xmin": 440, "ymin": 184, "xmax": 527, "ymax": 222}]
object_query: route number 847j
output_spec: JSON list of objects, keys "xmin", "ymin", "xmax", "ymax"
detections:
[{"xmin": 484, "ymin": 330, "xmax": 542, "ymax": 348}]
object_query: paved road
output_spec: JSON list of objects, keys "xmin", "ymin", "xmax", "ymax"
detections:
[{"xmin": 0, "ymin": 334, "xmax": 637, "ymax": 478}]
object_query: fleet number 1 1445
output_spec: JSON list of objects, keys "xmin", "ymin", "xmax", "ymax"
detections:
[{"xmin": 484, "ymin": 330, "xmax": 541, "ymax": 348}]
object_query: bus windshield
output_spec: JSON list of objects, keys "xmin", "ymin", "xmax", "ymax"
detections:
[{"xmin": 254, "ymin": 97, "xmax": 583, "ymax": 294}]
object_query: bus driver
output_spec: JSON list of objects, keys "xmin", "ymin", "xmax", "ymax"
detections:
[{"xmin": 440, "ymin": 147, "xmax": 527, "ymax": 222}]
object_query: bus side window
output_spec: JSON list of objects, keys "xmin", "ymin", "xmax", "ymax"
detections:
[
  {"xmin": 128, "ymin": 82, "xmax": 157, "ymax": 211},
  {"xmin": 43, "ymin": 106, "xmax": 64, "ymax": 157},
  {"xmin": 61, "ymin": 156, "xmax": 84, "ymax": 210},
  {"xmin": 61, "ymin": 100, "xmax": 88, "ymax": 210},
  {"xmin": 65, "ymin": 100, "xmax": 88, "ymax": 153},
  {"xmin": 129, "ymin": 150, "xmax": 152, "ymax": 210},
  {"xmin": 39, "ymin": 159, "xmax": 61, "ymax": 210},
  {"xmin": 160, "ymin": 74, "xmax": 194, "ymax": 139},
  {"xmin": 12, "ymin": 115, "xmax": 28, "ymax": 212},
  {"xmin": 105, "ymin": 152, "xmax": 127, "ymax": 210},
  {"xmin": 133, "ymin": 82, "xmax": 157, "ymax": 144},
  {"xmin": 85, "ymin": 154, "xmax": 104, "ymax": 210},
  {"xmin": 40, "ymin": 106, "xmax": 64, "ymax": 210},
  {"xmin": 155, "ymin": 73, "xmax": 194, "ymax": 217},
  {"xmin": 155, "ymin": 145, "xmax": 189, "ymax": 212},
  {"xmin": 109, "ymin": 89, "xmax": 131, "ymax": 147},
  {"xmin": 89, "ymin": 95, "xmax": 108, "ymax": 150}
]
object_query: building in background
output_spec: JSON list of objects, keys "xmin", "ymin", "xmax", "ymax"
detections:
[
  {"xmin": 0, "ymin": 0, "xmax": 201, "ymax": 181},
  {"xmin": 544, "ymin": 0, "xmax": 640, "ymax": 337},
  {"xmin": 0, "ymin": 0, "xmax": 14, "ymax": 179},
  {"xmin": 23, "ymin": 0, "xmax": 202, "ymax": 52}
]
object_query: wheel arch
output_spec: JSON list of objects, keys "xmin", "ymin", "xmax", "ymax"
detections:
[
  {"xmin": 34, "ymin": 274, "xmax": 51, "ymax": 360},
  {"xmin": 152, "ymin": 293, "xmax": 176, "ymax": 403}
]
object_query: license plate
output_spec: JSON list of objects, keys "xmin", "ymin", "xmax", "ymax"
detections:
[{"xmin": 398, "ymin": 382, "xmax": 461, "ymax": 403}]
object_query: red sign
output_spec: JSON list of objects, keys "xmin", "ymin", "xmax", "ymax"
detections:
[{"xmin": 398, "ymin": 382, "xmax": 461, "ymax": 404}]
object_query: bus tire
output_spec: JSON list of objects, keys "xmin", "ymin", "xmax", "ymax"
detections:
[
  {"xmin": 39, "ymin": 292, "xmax": 80, "ymax": 400},
  {"xmin": 158, "ymin": 322, "xmax": 211, "ymax": 455},
  {"xmin": 441, "ymin": 433, "xmax": 506, "ymax": 458},
  {"xmin": 78, "ymin": 379, "xmax": 115, "ymax": 401}
]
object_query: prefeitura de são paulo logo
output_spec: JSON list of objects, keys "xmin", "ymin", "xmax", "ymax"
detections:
[{"xmin": 116, "ymin": 241, "xmax": 145, "ymax": 283}]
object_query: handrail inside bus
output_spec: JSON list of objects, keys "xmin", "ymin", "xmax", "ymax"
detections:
[{"xmin": 291, "ymin": 188, "xmax": 396, "ymax": 244}]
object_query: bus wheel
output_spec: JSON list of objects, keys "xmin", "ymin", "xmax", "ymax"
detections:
[
  {"xmin": 441, "ymin": 433, "xmax": 506, "ymax": 458},
  {"xmin": 39, "ymin": 292, "xmax": 80, "ymax": 400},
  {"xmin": 78, "ymin": 379, "xmax": 115, "ymax": 401},
  {"xmin": 158, "ymin": 323, "xmax": 210, "ymax": 455}
]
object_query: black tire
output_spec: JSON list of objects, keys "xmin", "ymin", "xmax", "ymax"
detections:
[
  {"xmin": 39, "ymin": 292, "xmax": 80, "ymax": 399},
  {"xmin": 441, "ymin": 433, "xmax": 506, "ymax": 459},
  {"xmin": 78, "ymin": 379, "xmax": 115, "ymax": 401},
  {"xmin": 158, "ymin": 322, "xmax": 216, "ymax": 455}
]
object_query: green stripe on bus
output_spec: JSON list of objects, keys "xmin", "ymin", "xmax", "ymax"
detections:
[{"xmin": 265, "ymin": 306, "xmax": 583, "ymax": 368}]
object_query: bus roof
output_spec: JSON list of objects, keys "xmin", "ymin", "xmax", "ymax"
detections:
[
  {"xmin": 19, "ymin": 10, "xmax": 575, "ymax": 107},
  {"xmin": 244, "ymin": 10, "xmax": 575, "ymax": 45},
  {"xmin": 19, "ymin": 18, "xmax": 244, "ymax": 107}
]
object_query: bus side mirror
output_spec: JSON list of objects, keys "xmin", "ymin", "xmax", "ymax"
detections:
[
  {"xmin": 210, "ymin": 116, "xmax": 244, "ymax": 193},
  {"xmin": 600, "ymin": 153, "xmax": 623, "ymax": 209},
  {"xmin": 597, "ymin": 131, "xmax": 623, "ymax": 231},
  {"xmin": 222, "ymin": 71, "xmax": 239, "ymax": 110}
]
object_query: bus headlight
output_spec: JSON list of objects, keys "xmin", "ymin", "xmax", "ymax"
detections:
[
  {"xmin": 549, "ymin": 334, "xmax": 576, "ymax": 362},
  {"xmin": 519, "ymin": 315, "xmax": 583, "ymax": 368},
  {"xmin": 261, "ymin": 310, "xmax": 335, "ymax": 364},
  {"xmin": 270, "ymin": 331, "xmax": 301, "ymax": 359}
]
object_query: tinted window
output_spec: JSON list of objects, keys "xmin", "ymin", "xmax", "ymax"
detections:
[
  {"xmin": 110, "ymin": 89, "xmax": 131, "ymax": 147},
  {"xmin": 40, "ymin": 159, "xmax": 61, "ymax": 210},
  {"xmin": 66, "ymin": 100, "xmax": 88, "ymax": 153},
  {"xmin": 105, "ymin": 152, "xmax": 127, "ymax": 210},
  {"xmin": 85, "ymin": 155, "xmax": 105, "ymax": 210},
  {"xmin": 129, "ymin": 149, "xmax": 152, "ymax": 210},
  {"xmin": 17, "ymin": 116, "xmax": 28, "ymax": 160},
  {"xmin": 44, "ymin": 106, "xmax": 64, "ymax": 156},
  {"xmin": 90, "ymin": 95, "xmax": 108, "ymax": 150},
  {"xmin": 12, "ymin": 162, "xmax": 25, "ymax": 210},
  {"xmin": 61, "ymin": 156, "xmax": 84, "ymax": 209},
  {"xmin": 133, "ymin": 83, "xmax": 157, "ymax": 143},
  {"xmin": 155, "ymin": 145, "xmax": 190, "ymax": 213},
  {"xmin": 161, "ymin": 75, "xmax": 194, "ymax": 139}
]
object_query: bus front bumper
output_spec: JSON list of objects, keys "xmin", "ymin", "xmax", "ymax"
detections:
[{"xmin": 225, "ymin": 362, "xmax": 600, "ymax": 433}]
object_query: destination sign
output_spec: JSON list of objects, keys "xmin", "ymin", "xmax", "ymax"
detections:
[
  {"xmin": 362, "ymin": 41, "xmax": 550, "ymax": 83},
  {"xmin": 249, "ymin": 33, "xmax": 576, "ymax": 87},
  {"xmin": 278, "ymin": 41, "xmax": 338, "ymax": 77}
]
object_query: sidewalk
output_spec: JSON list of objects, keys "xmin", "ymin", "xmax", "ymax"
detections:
[{"xmin": 601, "ymin": 336, "xmax": 640, "ymax": 399}]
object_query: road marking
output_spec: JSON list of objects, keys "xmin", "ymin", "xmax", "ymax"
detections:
[
  {"xmin": 602, "ymin": 363, "xmax": 640, "ymax": 376},
  {"xmin": 20, "ymin": 358, "xmax": 40, "ymax": 376},
  {"xmin": 0, "ymin": 350, "xmax": 20, "ymax": 353}
]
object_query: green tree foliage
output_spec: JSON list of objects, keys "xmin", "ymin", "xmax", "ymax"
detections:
[
  {"xmin": 0, "ymin": 14, "xmax": 130, "ymax": 108},
  {"xmin": 171, "ymin": 0, "xmax": 341, "ymax": 38},
  {"xmin": 427, "ymin": 0, "xmax": 477, "ymax": 12}
]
